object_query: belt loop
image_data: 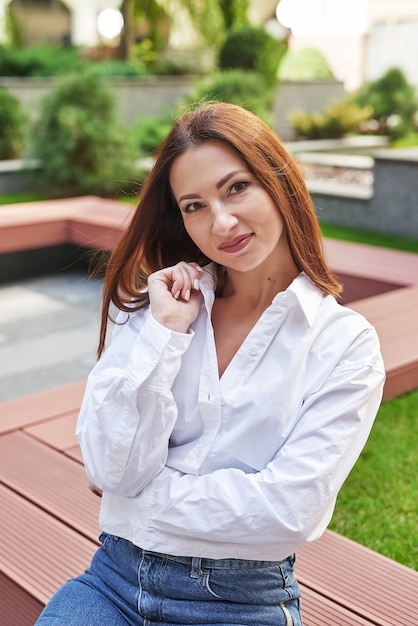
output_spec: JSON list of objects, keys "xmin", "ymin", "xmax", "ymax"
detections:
[{"xmin": 190, "ymin": 557, "xmax": 202, "ymax": 578}]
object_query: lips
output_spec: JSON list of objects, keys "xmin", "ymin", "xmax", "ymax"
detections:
[{"xmin": 218, "ymin": 233, "xmax": 253, "ymax": 253}]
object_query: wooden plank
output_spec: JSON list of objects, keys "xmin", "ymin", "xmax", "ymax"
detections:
[
  {"xmin": 68, "ymin": 219, "xmax": 124, "ymax": 251},
  {"xmin": 337, "ymin": 273, "xmax": 400, "ymax": 305},
  {"xmin": 0, "ymin": 572, "xmax": 44, "ymax": 626},
  {"xmin": 378, "ymin": 332, "xmax": 418, "ymax": 370},
  {"xmin": 297, "ymin": 530, "xmax": 418, "ymax": 626},
  {"xmin": 0, "ymin": 220, "xmax": 69, "ymax": 253},
  {"xmin": 0, "ymin": 380, "xmax": 86, "ymax": 434},
  {"xmin": 324, "ymin": 238, "xmax": 418, "ymax": 287},
  {"xmin": 65, "ymin": 445, "xmax": 84, "ymax": 463},
  {"xmin": 0, "ymin": 195, "xmax": 133, "ymax": 254},
  {"xmin": 383, "ymin": 365, "xmax": 418, "ymax": 401},
  {"xmin": 350, "ymin": 285, "xmax": 418, "ymax": 320},
  {"xmin": 0, "ymin": 431, "xmax": 100, "ymax": 542},
  {"xmin": 25, "ymin": 412, "xmax": 78, "ymax": 450},
  {"xmin": 299, "ymin": 584, "xmax": 375, "ymax": 626},
  {"xmin": 0, "ymin": 485, "xmax": 97, "ymax": 609},
  {"xmin": 349, "ymin": 287, "xmax": 418, "ymax": 399}
]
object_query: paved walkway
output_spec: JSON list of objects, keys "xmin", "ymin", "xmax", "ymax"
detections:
[{"xmin": 0, "ymin": 271, "xmax": 102, "ymax": 403}]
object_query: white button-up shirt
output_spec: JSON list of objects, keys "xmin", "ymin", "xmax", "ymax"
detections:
[{"xmin": 76, "ymin": 267, "xmax": 385, "ymax": 561}]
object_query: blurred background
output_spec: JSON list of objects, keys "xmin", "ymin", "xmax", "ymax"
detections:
[{"xmin": 2, "ymin": 0, "xmax": 418, "ymax": 176}]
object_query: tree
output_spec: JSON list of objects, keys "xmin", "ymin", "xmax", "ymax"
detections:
[
  {"xmin": 120, "ymin": 0, "xmax": 171, "ymax": 61},
  {"xmin": 178, "ymin": 0, "xmax": 249, "ymax": 48},
  {"xmin": 120, "ymin": 0, "xmax": 136, "ymax": 60},
  {"xmin": 120, "ymin": 0, "xmax": 250, "ymax": 62}
]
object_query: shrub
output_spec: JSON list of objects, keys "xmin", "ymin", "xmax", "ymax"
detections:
[
  {"xmin": 132, "ymin": 114, "xmax": 173, "ymax": 156},
  {"xmin": 28, "ymin": 68, "xmax": 137, "ymax": 197},
  {"xmin": 0, "ymin": 88, "xmax": 27, "ymax": 159},
  {"xmin": 185, "ymin": 70, "xmax": 275, "ymax": 125},
  {"xmin": 391, "ymin": 131, "xmax": 418, "ymax": 148},
  {"xmin": 219, "ymin": 25, "xmax": 287, "ymax": 84},
  {"xmin": 0, "ymin": 43, "xmax": 84, "ymax": 76},
  {"xmin": 90, "ymin": 59, "xmax": 148, "ymax": 77},
  {"xmin": 279, "ymin": 47, "xmax": 334, "ymax": 81},
  {"xmin": 288, "ymin": 100, "xmax": 373, "ymax": 140},
  {"xmin": 350, "ymin": 68, "xmax": 418, "ymax": 138}
]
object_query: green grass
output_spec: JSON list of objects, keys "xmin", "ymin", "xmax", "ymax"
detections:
[
  {"xmin": 329, "ymin": 389, "xmax": 418, "ymax": 570},
  {"xmin": 0, "ymin": 191, "xmax": 50, "ymax": 205},
  {"xmin": 320, "ymin": 221, "xmax": 418, "ymax": 253}
]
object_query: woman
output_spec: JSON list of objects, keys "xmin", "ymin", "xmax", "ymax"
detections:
[{"xmin": 36, "ymin": 102, "xmax": 385, "ymax": 625}]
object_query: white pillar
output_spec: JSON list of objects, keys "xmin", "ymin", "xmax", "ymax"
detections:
[
  {"xmin": 61, "ymin": 0, "xmax": 120, "ymax": 47},
  {"xmin": 0, "ymin": 0, "xmax": 13, "ymax": 43}
]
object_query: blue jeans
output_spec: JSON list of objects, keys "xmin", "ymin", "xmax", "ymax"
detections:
[{"xmin": 35, "ymin": 533, "xmax": 302, "ymax": 625}]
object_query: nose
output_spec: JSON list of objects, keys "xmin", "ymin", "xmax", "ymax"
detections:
[{"xmin": 211, "ymin": 204, "xmax": 238, "ymax": 235}]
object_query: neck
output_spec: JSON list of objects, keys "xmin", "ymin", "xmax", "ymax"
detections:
[{"xmin": 223, "ymin": 253, "xmax": 299, "ymax": 310}]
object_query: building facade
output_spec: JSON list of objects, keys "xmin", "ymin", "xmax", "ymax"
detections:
[{"xmin": 1, "ymin": 1, "xmax": 418, "ymax": 90}]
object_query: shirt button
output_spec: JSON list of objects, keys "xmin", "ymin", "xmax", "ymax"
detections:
[
  {"xmin": 250, "ymin": 346, "xmax": 258, "ymax": 356},
  {"xmin": 220, "ymin": 397, "xmax": 226, "ymax": 405}
]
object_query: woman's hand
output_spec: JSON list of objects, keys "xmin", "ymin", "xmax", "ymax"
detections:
[{"xmin": 148, "ymin": 262, "xmax": 203, "ymax": 333}]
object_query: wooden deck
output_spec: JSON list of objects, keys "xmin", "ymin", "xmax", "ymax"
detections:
[{"xmin": 0, "ymin": 383, "xmax": 417, "ymax": 625}]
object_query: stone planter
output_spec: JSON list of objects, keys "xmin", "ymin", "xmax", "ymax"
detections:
[{"xmin": 0, "ymin": 159, "xmax": 42, "ymax": 194}]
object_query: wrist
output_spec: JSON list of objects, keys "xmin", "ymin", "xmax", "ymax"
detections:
[{"xmin": 152, "ymin": 313, "xmax": 190, "ymax": 334}]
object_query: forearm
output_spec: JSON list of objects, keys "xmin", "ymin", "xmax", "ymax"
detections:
[{"xmin": 76, "ymin": 312, "xmax": 193, "ymax": 495}]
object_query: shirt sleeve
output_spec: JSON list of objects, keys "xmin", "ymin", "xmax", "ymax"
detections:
[
  {"xmin": 136, "ymin": 326, "xmax": 385, "ymax": 560},
  {"xmin": 76, "ymin": 308, "xmax": 194, "ymax": 495}
]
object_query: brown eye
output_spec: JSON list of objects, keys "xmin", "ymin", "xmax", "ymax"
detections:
[
  {"xmin": 182, "ymin": 201, "xmax": 204, "ymax": 214},
  {"xmin": 230, "ymin": 181, "xmax": 249, "ymax": 195}
]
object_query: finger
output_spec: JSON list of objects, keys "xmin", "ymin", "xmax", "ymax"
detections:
[
  {"xmin": 170, "ymin": 263, "xmax": 196, "ymax": 301},
  {"xmin": 189, "ymin": 262, "xmax": 203, "ymax": 291},
  {"xmin": 179, "ymin": 262, "xmax": 204, "ymax": 295},
  {"xmin": 172, "ymin": 261, "xmax": 203, "ymax": 302}
]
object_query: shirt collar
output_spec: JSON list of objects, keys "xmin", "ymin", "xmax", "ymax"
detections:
[
  {"xmin": 200, "ymin": 265, "xmax": 325, "ymax": 327},
  {"xmin": 282, "ymin": 273, "xmax": 325, "ymax": 327}
]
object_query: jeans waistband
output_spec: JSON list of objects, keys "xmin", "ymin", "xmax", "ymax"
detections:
[{"xmin": 141, "ymin": 548, "xmax": 295, "ymax": 570}]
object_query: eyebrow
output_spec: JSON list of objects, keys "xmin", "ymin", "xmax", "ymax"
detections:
[
  {"xmin": 178, "ymin": 168, "xmax": 249, "ymax": 204},
  {"xmin": 216, "ymin": 168, "xmax": 248, "ymax": 189}
]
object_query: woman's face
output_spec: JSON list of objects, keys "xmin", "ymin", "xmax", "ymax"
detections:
[{"xmin": 169, "ymin": 141, "xmax": 287, "ymax": 274}]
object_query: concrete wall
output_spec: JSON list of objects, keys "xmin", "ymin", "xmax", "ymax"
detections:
[
  {"xmin": 274, "ymin": 80, "xmax": 346, "ymax": 141},
  {"xmin": 0, "ymin": 75, "xmax": 197, "ymax": 125},
  {"xmin": 1, "ymin": 76, "xmax": 346, "ymax": 131},
  {"xmin": 309, "ymin": 149, "xmax": 418, "ymax": 239}
]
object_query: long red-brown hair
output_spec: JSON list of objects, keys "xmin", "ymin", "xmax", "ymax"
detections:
[{"xmin": 97, "ymin": 101, "xmax": 341, "ymax": 355}]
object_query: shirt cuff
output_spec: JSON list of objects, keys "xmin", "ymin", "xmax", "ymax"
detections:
[{"xmin": 126, "ymin": 313, "xmax": 194, "ymax": 391}]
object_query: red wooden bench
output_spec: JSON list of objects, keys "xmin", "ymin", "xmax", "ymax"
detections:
[
  {"xmin": 350, "ymin": 286, "xmax": 418, "ymax": 400},
  {"xmin": 324, "ymin": 239, "xmax": 418, "ymax": 401},
  {"xmin": 0, "ymin": 383, "xmax": 417, "ymax": 625},
  {"xmin": 0, "ymin": 195, "xmax": 132, "ymax": 254}
]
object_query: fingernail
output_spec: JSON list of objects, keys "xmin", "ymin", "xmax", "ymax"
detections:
[
  {"xmin": 174, "ymin": 290, "xmax": 180, "ymax": 300},
  {"xmin": 193, "ymin": 279, "xmax": 200, "ymax": 290},
  {"xmin": 185, "ymin": 290, "xmax": 190, "ymax": 301}
]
